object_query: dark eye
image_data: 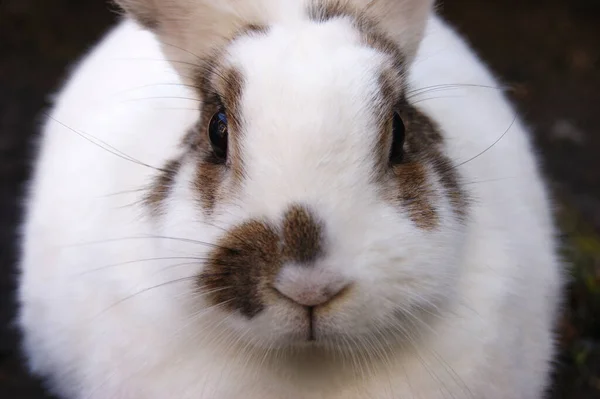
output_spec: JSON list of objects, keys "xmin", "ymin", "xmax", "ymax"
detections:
[
  {"xmin": 208, "ymin": 109, "xmax": 228, "ymax": 161},
  {"xmin": 389, "ymin": 112, "xmax": 405, "ymax": 164}
]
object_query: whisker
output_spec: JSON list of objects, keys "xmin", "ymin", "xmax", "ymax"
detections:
[
  {"xmin": 156, "ymin": 40, "xmax": 203, "ymax": 62},
  {"xmin": 101, "ymin": 188, "xmax": 147, "ymax": 197},
  {"xmin": 448, "ymin": 114, "xmax": 518, "ymax": 172},
  {"xmin": 64, "ymin": 235, "xmax": 235, "ymax": 251},
  {"xmin": 120, "ymin": 96, "xmax": 201, "ymax": 104},
  {"xmin": 112, "ymin": 82, "xmax": 199, "ymax": 97},
  {"xmin": 406, "ymin": 83, "xmax": 506, "ymax": 98},
  {"xmin": 155, "ymin": 40, "xmax": 239, "ymax": 86},
  {"xmin": 113, "ymin": 57, "xmax": 203, "ymax": 69},
  {"xmin": 45, "ymin": 114, "xmax": 167, "ymax": 172},
  {"xmin": 464, "ymin": 176, "xmax": 517, "ymax": 186},
  {"xmin": 75, "ymin": 256, "xmax": 208, "ymax": 276},
  {"xmin": 410, "ymin": 95, "xmax": 462, "ymax": 105},
  {"xmin": 94, "ymin": 276, "xmax": 199, "ymax": 319}
]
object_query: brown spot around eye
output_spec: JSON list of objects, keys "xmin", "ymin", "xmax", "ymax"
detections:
[
  {"xmin": 390, "ymin": 161, "xmax": 439, "ymax": 230},
  {"xmin": 403, "ymin": 107, "xmax": 469, "ymax": 221},
  {"xmin": 232, "ymin": 24, "xmax": 269, "ymax": 41},
  {"xmin": 282, "ymin": 205, "xmax": 324, "ymax": 264},
  {"xmin": 373, "ymin": 67, "xmax": 468, "ymax": 228},
  {"xmin": 189, "ymin": 57, "xmax": 246, "ymax": 214},
  {"xmin": 199, "ymin": 220, "xmax": 281, "ymax": 318},
  {"xmin": 375, "ymin": 100, "xmax": 469, "ymax": 229},
  {"xmin": 144, "ymin": 158, "xmax": 182, "ymax": 215},
  {"xmin": 182, "ymin": 23, "xmax": 264, "ymax": 216}
]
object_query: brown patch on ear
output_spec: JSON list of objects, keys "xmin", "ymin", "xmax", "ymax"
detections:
[
  {"xmin": 199, "ymin": 220, "xmax": 281, "ymax": 318},
  {"xmin": 282, "ymin": 205, "xmax": 324, "ymax": 264},
  {"xmin": 144, "ymin": 158, "xmax": 182, "ymax": 215},
  {"xmin": 307, "ymin": 0, "xmax": 405, "ymax": 71},
  {"xmin": 353, "ymin": 17, "xmax": 405, "ymax": 72},
  {"xmin": 308, "ymin": 0, "xmax": 434, "ymax": 61}
]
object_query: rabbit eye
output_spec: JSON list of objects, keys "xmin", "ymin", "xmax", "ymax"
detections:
[
  {"xmin": 208, "ymin": 109, "xmax": 228, "ymax": 162},
  {"xmin": 389, "ymin": 112, "xmax": 406, "ymax": 164}
]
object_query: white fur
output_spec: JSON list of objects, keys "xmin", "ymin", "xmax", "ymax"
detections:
[{"xmin": 18, "ymin": 4, "xmax": 562, "ymax": 399}]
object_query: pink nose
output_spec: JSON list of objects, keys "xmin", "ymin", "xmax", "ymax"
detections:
[{"xmin": 273, "ymin": 267, "xmax": 349, "ymax": 307}]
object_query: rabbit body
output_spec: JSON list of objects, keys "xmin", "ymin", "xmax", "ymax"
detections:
[{"xmin": 18, "ymin": 3, "xmax": 561, "ymax": 399}]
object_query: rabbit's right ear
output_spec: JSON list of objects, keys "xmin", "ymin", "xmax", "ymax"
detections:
[{"xmin": 113, "ymin": 0, "xmax": 268, "ymax": 80}]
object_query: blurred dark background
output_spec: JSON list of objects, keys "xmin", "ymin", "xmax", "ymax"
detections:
[{"xmin": 0, "ymin": 0, "xmax": 599, "ymax": 398}]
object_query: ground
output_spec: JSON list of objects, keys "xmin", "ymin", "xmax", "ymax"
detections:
[{"xmin": 0, "ymin": 0, "xmax": 598, "ymax": 398}]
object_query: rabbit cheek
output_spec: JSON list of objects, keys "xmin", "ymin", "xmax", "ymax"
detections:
[{"xmin": 198, "ymin": 220, "xmax": 282, "ymax": 319}]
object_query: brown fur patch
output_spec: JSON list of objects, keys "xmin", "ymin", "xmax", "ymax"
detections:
[
  {"xmin": 182, "ymin": 23, "xmax": 268, "ymax": 214},
  {"xmin": 403, "ymin": 105, "xmax": 469, "ymax": 220},
  {"xmin": 144, "ymin": 158, "xmax": 182, "ymax": 215},
  {"xmin": 282, "ymin": 205, "xmax": 324, "ymax": 264},
  {"xmin": 186, "ymin": 59, "xmax": 246, "ymax": 213},
  {"xmin": 376, "ymin": 100, "xmax": 469, "ymax": 229},
  {"xmin": 372, "ymin": 68, "xmax": 403, "ymax": 177},
  {"xmin": 199, "ymin": 220, "xmax": 281, "ymax": 318},
  {"xmin": 389, "ymin": 161, "xmax": 439, "ymax": 230},
  {"xmin": 198, "ymin": 205, "xmax": 327, "ymax": 318},
  {"xmin": 231, "ymin": 24, "xmax": 269, "ymax": 41}
]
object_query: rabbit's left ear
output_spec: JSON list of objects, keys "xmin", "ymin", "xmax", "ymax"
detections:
[{"xmin": 349, "ymin": 0, "xmax": 435, "ymax": 61}]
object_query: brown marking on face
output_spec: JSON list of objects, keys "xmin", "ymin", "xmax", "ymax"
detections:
[
  {"xmin": 307, "ymin": 0, "xmax": 464, "ymax": 229},
  {"xmin": 402, "ymin": 105, "xmax": 469, "ymax": 220},
  {"xmin": 144, "ymin": 158, "xmax": 182, "ymax": 215},
  {"xmin": 199, "ymin": 220, "xmax": 281, "ymax": 318},
  {"xmin": 186, "ymin": 59, "xmax": 246, "ymax": 213},
  {"xmin": 372, "ymin": 68, "xmax": 404, "ymax": 177},
  {"xmin": 231, "ymin": 24, "xmax": 269, "ymax": 41},
  {"xmin": 375, "ymin": 97, "xmax": 469, "ymax": 228},
  {"xmin": 282, "ymin": 205, "xmax": 324, "ymax": 264},
  {"xmin": 198, "ymin": 205, "xmax": 327, "ymax": 318},
  {"xmin": 181, "ymin": 24, "xmax": 270, "ymax": 214},
  {"xmin": 188, "ymin": 70, "xmax": 229, "ymax": 213},
  {"xmin": 388, "ymin": 161, "xmax": 439, "ymax": 230}
]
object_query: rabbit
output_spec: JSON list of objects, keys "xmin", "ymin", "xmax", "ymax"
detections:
[{"xmin": 17, "ymin": 0, "xmax": 563, "ymax": 398}]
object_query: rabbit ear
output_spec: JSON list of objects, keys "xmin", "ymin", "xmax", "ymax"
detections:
[
  {"xmin": 349, "ymin": 0, "xmax": 435, "ymax": 60},
  {"xmin": 114, "ymin": 0, "xmax": 434, "ymax": 79},
  {"xmin": 114, "ymin": 0, "xmax": 269, "ymax": 79}
]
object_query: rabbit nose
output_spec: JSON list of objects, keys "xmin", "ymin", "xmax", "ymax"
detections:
[{"xmin": 273, "ymin": 266, "xmax": 350, "ymax": 307}]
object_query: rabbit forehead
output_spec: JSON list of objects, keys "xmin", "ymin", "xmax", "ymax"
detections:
[{"xmin": 231, "ymin": 18, "xmax": 393, "ymax": 152}]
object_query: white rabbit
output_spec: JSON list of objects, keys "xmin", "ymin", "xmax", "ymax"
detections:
[{"xmin": 17, "ymin": 1, "xmax": 563, "ymax": 398}]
